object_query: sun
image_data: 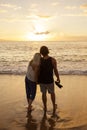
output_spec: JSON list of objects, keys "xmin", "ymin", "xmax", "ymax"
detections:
[
  {"xmin": 34, "ymin": 24, "xmax": 45, "ymax": 32},
  {"xmin": 25, "ymin": 23, "xmax": 48, "ymax": 41},
  {"xmin": 26, "ymin": 32, "xmax": 47, "ymax": 41}
]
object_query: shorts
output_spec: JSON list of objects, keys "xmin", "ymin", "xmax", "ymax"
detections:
[
  {"xmin": 40, "ymin": 83, "xmax": 54, "ymax": 94},
  {"xmin": 25, "ymin": 76, "xmax": 36, "ymax": 100}
]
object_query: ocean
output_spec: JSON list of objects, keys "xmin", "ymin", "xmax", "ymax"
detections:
[
  {"xmin": 0, "ymin": 41, "xmax": 87, "ymax": 75},
  {"xmin": 0, "ymin": 41, "xmax": 87, "ymax": 130}
]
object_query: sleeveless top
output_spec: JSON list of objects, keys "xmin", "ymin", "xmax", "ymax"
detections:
[
  {"xmin": 26, "ymin": 64, "xmax": 35, "ymax": 82},
  {"xmin": 38, "ymin": 57, "xmax": 54, "ymax": 84}
]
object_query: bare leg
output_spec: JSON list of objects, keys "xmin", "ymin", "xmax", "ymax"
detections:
[
  {"xmin": 28, "ymin": 99, "xmax": 33, "ymax": 111},
  {"xmin": 51, "ymin": 93, "xmax": 56, "ymax": 115},
  {"xmin": 42, "ymin": 93, "xmax": 47, "ymax": 113}
]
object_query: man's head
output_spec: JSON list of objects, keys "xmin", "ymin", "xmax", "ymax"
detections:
[{"xmin": 40, "ymin": 46, "xmax": 49, "ymax": 56}]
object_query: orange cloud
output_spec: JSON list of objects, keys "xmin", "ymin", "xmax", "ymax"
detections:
[
  {"xmin": 37, "ymin": 15, "xmax": 52, "ymax": 19},
  {"xmin": 80, "ymin": 4, "xmax": 87, "ymax": 8}
]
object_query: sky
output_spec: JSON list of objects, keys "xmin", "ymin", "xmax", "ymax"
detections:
[{"xmin": 0, "ymin": 0, "xmax": 87, "ymax": 41}]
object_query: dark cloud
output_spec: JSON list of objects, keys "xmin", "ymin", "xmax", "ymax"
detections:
[
  {"xmin": 37, "ymin": 15, "xmax": 52, "ymax": 19},
  {"xmin": 35, "ymin": 31, "xmax": 50, "ymax": 35}
]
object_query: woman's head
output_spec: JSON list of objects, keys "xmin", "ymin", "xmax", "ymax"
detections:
[
  {"xmin": 40, "ymin": 46, "xmax": 49, "ymax": 56},
  {"xmin": 33, "ymin": 53, "xmax": 41, "ymax": 65}
]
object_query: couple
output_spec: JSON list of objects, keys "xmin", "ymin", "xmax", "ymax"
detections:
[{"xmin": 25, "ymin": 46, "xmax": 60, "ymax": 115}]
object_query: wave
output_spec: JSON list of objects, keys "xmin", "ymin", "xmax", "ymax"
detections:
[
  {"xmin": 0, "ymin": 70, "xmax": 87, "ymax": 75},
  {"xmin": 59, "ymin": 70, "xmax": 87, "ymax": 75},
  {"xmin": 0, "ymin": 41, "xmax": 87, "ymax": 76}
]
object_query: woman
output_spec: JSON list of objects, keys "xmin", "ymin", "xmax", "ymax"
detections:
[{"xmin": 25, "ymin": 53, "xmax": 41, "ymax": 112}]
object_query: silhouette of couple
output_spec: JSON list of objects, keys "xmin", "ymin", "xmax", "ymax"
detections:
[{"xmin": 25, "ymin": 46, "xmax": 60, "ymax": 115}]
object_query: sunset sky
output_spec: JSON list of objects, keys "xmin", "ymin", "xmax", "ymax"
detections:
[{"xmin": 0, "ymin": 0, "xmax": 87, "ymax": 41}]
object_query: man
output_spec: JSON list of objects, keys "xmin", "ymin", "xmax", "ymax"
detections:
[{"xmin": 38, "ymin": 46, "xmax": 60, "ymax": 115}]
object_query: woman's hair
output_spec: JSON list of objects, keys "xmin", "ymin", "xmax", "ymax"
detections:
[
  {"xmin": 40, "ymin": 46, "xmax": 49, "ymax": 56},
  {"xmin": 32, "ymin": 53, "xmax": 41, "ymax": 65}
]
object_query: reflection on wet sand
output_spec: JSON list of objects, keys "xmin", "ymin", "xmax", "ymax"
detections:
[
  {"xmin": 26, "ymin": 110, "xmax": 38, "ymax": 130},
  {"xmin": 0, "ymin": 75, "xmax": 87, "ymax": 130},
  {"xmin": 40, "ymin": 112, "xmax": 51, "ymax": 130},
  {"xmin": 25, "ymin": 108, "xmax": 87, "ymax": 130},
  {"xmin": 26, "ymin": 109, "xmax": 61, "ymax": 130}
]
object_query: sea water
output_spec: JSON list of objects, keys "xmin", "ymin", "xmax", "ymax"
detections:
[{"xmin": 0, "ymin": 41, "xmax": 87, "ymax": 75}]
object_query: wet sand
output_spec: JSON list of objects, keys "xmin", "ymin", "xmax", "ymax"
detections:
[{"xmin": 0, "ymin": 75, "xmax": 87, "ymax": 130}]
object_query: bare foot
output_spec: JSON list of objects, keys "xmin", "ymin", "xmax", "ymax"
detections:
[{"xmin": 28, "ymin": 105, "xmax": 34, "ymax": 112}]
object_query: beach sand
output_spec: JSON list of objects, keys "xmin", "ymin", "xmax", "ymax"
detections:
[{"xmin": 0, "ymin": 75, "xmax": 87, "ymax": 130}]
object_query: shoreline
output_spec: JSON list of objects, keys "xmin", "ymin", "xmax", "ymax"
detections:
[
  {"xmin": 0, "ymin": 73, "xmax": 87, "ymax": 76},
  {"xmin": 0, "ymin": 75, "xmax": 87, "ymax": 130}
]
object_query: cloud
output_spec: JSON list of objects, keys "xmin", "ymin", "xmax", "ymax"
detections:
[
  {"xmin": 37, "ymin": 15, "xmax": 52, "ymax": 19},
  {"xmin": 65, "ymin": 6, "xmax": 77, "ymax": 10},
  {"xmin": 30, "ymin": 3, "xmax": 38, "ymax": 8},
  {"xmin": 65, "ymin": 36, "xmax": 87, "ymax": 41},
  {"xmin": 0, "ymin": 3, "xmax": 16, "ymax": 8},
  {"xmin": 80, "ymin": 4, "xmax": 87, "ymax": 9},
  {"xmin": 0, "ymin": 17, "xmax": 29, "ymax": 22},
  {"xmin": 0, "ymin": 3, "xmax": 12, "ymax": 8},
  {"xmin": 0, "ymin": 3, "xmax": 22, "ymax": 10},
  {"xmin": 83, "ymin": 10, "xmax": 87, "ymax": 14},
  {"xmin": 51, "ymin": 2, "xmax": 59, "ymax": 6},
  {"xmin": 35, "ymin": 31, "xmax": 50, "ymax": 35},
  {"xmin": 26, "ymin": 14, "xmax": 53, "ymax": 21},
  {"xmin": 61, "ymin": 13, "xmax": 87, "ymax": 17},
  {"xmin": 0, "ymin": 9, "xmax": 7, "ymax": 13}
]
